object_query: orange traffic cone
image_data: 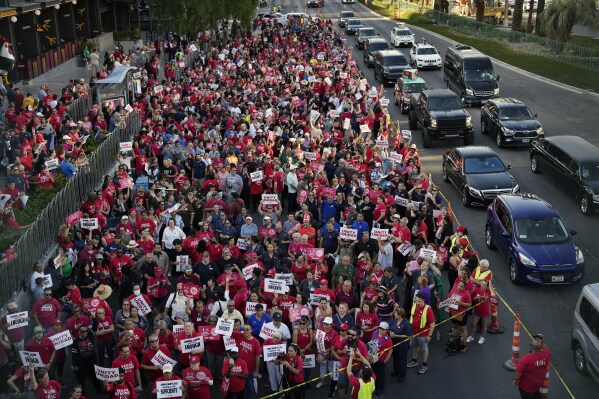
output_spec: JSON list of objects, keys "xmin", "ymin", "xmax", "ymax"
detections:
[
  {"xmin": 539, "ymin": 367, "xmax": 550, "ymax": 398},
  {"xmin": 488, "ymin": 301, "xmax": 504, "ymax": 334},
  {"xmin": 504, "ymin": 314, "xmax": 521, "ymax": 370}
]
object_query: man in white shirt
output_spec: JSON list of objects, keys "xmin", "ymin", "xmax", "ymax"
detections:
[
  {"xmin": 264, "ymin": 312, "xmax": 291, "ymax": 341},
  {"xmin": 221, "ymin": 299, "xmax": 245, "ymax": 323},
  {"xmin": 286, "ymin": 165, "xmax": 299, "ymax": 213}
]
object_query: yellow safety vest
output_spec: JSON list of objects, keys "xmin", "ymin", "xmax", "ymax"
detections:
[
  {"xmin": 474, "ymin": 267, "xmax": 491, "ymax": 281},
  {"xmin": 451, "ymin": 235, "xmax": 469, "ymax": 257},
  {"xmin": 358, "ymin": 378, "xmax": 376, "ymax": 399},
  {"xmin": 410, "ymin": 304, "xmax": 430, "ymax": 329}
]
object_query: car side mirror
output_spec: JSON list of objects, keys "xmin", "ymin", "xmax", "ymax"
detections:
[
  {"xmin": 507, "ymin": 164, "xmax": 512, "ymax": 170},
  {"xmin": 534, "ymin": 113, "xmax": 539, "ymax": 118},
  {"xmin": 570, "ymin": 230, "xmax": 577, "ymax": 236},
  {"xmin": 496, "ymin": 75, "xmax": 501, "ymax": 81},
  {"xmin": 501, "ymin": 231, "xmax": 512, "ymax": 238}
]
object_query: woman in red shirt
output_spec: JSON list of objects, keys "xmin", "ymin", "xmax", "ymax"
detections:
[
  {"xmin": 31, "ymin": 366, "xmax": 61, "ymax": 399},
  {"xmin": 282, "ymin": 344, "xmax": 304, "ymax": 399},
  {"xmin": 467, "ymin": 279, "xmax": 495, "ymax": 345},
  {"xmin": 292, "ymin": 315, "xmax": 314, "ymax": 381},
  {"xmin": 448, "ymin": 279, "xmax": 472, "ymax": 348},
  {"xmin": 356, "ymin": 302, "xmax": 380, "ymax": 343}
]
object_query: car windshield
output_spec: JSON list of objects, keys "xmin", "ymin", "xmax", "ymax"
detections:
[
  {"xmin": 341, "ymin": 12, "xmax": 355, "ymax": 18},
  {"xmin": 397, "ymin": 29, "xmax": 412, "ymax": 36},
  {"xmin": 348, "ymin": 20, "xmax": 362, "ymax": 26},
  {"xmin": 427, "ymin": 96, "xmax": 463, "ymax": 111},
  {"xmin": 417, "ymin": 47, "xmax": 438, "ymax": 55},
  {"xmin": 361, "ymin": 29, "xmax": 376, "ymax": 36},
  {"xmin": 385, "ymin": 55, "xmax": 408, "ymax": 66},
  {"xmin": 370, "ymin": 42, "xmax": 389, "ymax": 52},
  {"xmin": 464, "ymin": 68, "xmax": 496, "ymax": 82},
  {"xmin": 403, "ymin": 82, "xmax": 427, "ymax": 93},
  {"xmin": 581, "ymin": 162, "xmax": 599, "ymax": 180},
  {"xmin": 463, "ymin": 156, "xmax": 506, "ymax": 174},
  {"xmin": 499, "ymin": 106, "xmax": 534, "ymax": 120},
  {"xmin": 514, "ymin": 217, "xmax": 569, "ymax": 244}
]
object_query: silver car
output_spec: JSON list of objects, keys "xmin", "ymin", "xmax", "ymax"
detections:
[{"xmin": 573, "ymin": 283, "xmax": 599, "ymax": 384}]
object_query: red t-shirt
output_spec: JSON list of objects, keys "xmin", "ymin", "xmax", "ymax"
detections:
[
  {"xmin": 340, "ymin": 340, "xmax": 368, "ymax": 375},
  {"xmin": 111, "ymin": 355, "xmax": 140, "ymax": 386},
  {"xmin": 222, "ymin": 358, "xmax": 248, "ymax": 393},
  {"xmin": 182, "ymin": 366, "xmax": 212, "ymax": 399},
  {"xmin": 106, "ymin": 381, "xmax": 137, "ymax": 399},
  {"xmin": 516, "ymin": 348, "xmax": 551, "ymax": 393},
  {"xmin": 141, "ymin": 345, "xmax": 171, "ymax": 381},
  {"xmin": 34, "ymin": 380, "xmax": 61, "ymax": 399},
  {"xmin": 66, "ymin": 315, "xmax": 90, "ymax": 339},
  {"xmin": 285, "ymin": 355, "xmax": 304, "ymax": 383},
  {"xmin": 25, "ymin": 338, "xmax": 55, "ymax": 364},
  {"xmin": 410, "ymin": 304, "xmax": 435, "ymax": 336},
  {"xmin": 176, "ymin": 331, "xmax": 201, "ymax": 366},
  {"xmin": 370, "ymin": 332, "xmax": 393, "ymax": 362},
  {"xmin": 33, "ymin": 298, "xmax": 61, "ymax": 328},
  {"xmin": 231, "ymin": 331, "xmax": 261, "ymax": 373},
  {"xmin": 355, "ymin": 312, "xmax": 380, "ymax": 343}
]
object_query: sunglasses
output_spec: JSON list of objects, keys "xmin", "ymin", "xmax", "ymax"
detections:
[
  {"xmin": 340, "ymin": 329, "xmax": 347, "ymax": 332},
  {"xmin": 150, "ymin": 339, "xmax": 158, "ymax": 343},
  {"xmin": 299, "ymin": 322, "xmax": 307, "ymax": 325}
]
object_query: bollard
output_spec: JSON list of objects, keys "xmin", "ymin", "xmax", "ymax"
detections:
[
  {"xmin": 539, "ymin": 367, "xmax": 550, "ymax": 398},
  {"xmin": 488, "ymin": 298, "xmax": 504, "ymax": 334},
  {"xmin": 504, "ymin": 313, "xmax": 520, "ymax": 370}
]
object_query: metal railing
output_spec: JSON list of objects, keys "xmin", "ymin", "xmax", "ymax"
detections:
[
  {"xmin": 0, "ymin": 111, "xmax": 142, "ymax": 305},
  {"xmin": 431, "ymin": 10, "xmax": 599, "ymax": 72},
  {"xmin": 65, "ymin": 86, "xmax": 98, "ymax": 124},
  {"xmin": 175, "ymin": 49, "xmax": 199, "ymax": 80}
]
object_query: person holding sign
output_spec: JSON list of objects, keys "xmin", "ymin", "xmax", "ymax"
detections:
[
  {"xmin": 182, "ymin": 355, "xmax": 213, "ymax": 399},
  {"xmin": 221, "ymin": 346, "xmax": 248, "ymax": 399},
  {"xmin": 103, "ymin": 368, "xmax": 137, "ymax": 399},
  {"xmin": 152, "ymin": 364, "xmax": 183, "ymax": 399},
  {"xmin": 25, "ymin": 325, "xmax": 55, "ymax": 369},
  {"xmin": 31, "ymin": 368, "xmax": 62, "ymax": 399},
  {"xmin": 141, "ymin": 334, "xmax": 172, "ymax": 385},
  {"xmin": 230, "ymin": 323, "xmax": 261, "ymax": 399}
]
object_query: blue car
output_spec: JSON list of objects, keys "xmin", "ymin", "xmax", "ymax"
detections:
[{"xmin": 485, "ymin": 193, "xmax": 584, "ymax": 285}]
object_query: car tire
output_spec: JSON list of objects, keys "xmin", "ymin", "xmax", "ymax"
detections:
[
  {"xmin": 496, "ymin": 129, "xmax": 504, "ymax": 148},
  {"xmin": 462, "ymin": 187, "xmax": 472, "ymax": 207},
  {"xmin": 408, "ymin": 111, "xmax": 417, "ymax": 130},
  {"xmin": 442, "ymin": 164, "xmax": 450, "ymax": 182},
  {"xmin": 464, "ymin": 133, "xmax": 474, "ymax": 146},
  {"xmin": 530, "ymin": 155, "xmax": 540, "ymax": 174},
  {"xmin": 580, "ymin": 194, "xmax": 592, "ymax": 215},
  {"xmin": 574, "ymin": 343, "xmax": 590, "ymax": 376},
  {"xmin": 481, "ymin": 118, "xmax": 487, "ymax": 135},
  {"xmin": 461, "ymin": 92, "xmax": 468, "ymax": 107},
  {"xmin": 509, "ymin": 259, "xmax": 520, "ymax": 285},
  {"xmin": 422, "ymin": 127, "xmax": 432, "ymax": 148},
  {"xmin": 485, "ymin": 225, "xmax": 496, "ymax": 249}
]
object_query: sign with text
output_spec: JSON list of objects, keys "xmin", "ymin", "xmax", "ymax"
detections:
[
  {"xmin": 94, "ymin": 365, "xmax": 120, "ymax": 382},
  {"xmin": 303, "ymin": 152, "xmax": 317, "ymax": 161},
  {"xmin": 371, "ymin": 228, "xmax": 390, "ymax": 241},
  {"xmin": 173, "ymin": 325, "xmax": 184, "ymax": 335},
  {"xmin": 359, "ymin": 124, "xmax": 370, "ymax": 133},
  {"xmin": 223, "ymin": 336, "xmax": 237, "ymax": 351},
  {"xmin": 315, "ymin": 329, "xmax": 327, "ymax": 354},
  {"xmin": 389, "ymin": 152, "xmax": 403, "ymax": 163},
  {"xmin": 259, "ymin": 323, "xmax": 277, "ymax": 340},
  {"xmin": 398, "ymin": 242, "xmax": 413, "ymax": 256},
  {"xmin": 274, "ymin": 273, "xmax": 294, "ymax": 286},
  {"xmin": 196, "ymin": 326, "xmax": 221, "ymax": 342},
  {"xmin": 261, "ymin": 194, "xmax": 279, "ymax": 205},
  {"xmin": 41, "ymin": 274, "xmax": 52, "ymax": 289},
  {"xmin": 176, "ymin": 255, "xmax": 190, "ymax": 272},
  {"xmin": 259, "ymin": 227, "xmax": 277, "ymax": 239},
  {"xmin": 376, "ymin": 139, "xmax": 389, "ymax": 148},
  {"xmin": 180, "ymin": 335, "xmax": 204, "ymax": 353},
  {"xmin": 45, "ymin": 159, "xmax": 60, "ymax": 170},
  {"xmin": 242, "ymin": 264, "xmax": 260, "ymax": 280},
  {"xmin": 263, "ymin": 343, "xmax": 287, "ymax": 362},
  {"xmin": 402, "ymin": 130, "xmax": 412, "ymax": 140},
  {"xmin": 339, "ymin": 227, "xmax": 358, "ymax": 241},
  {"xmin": 289, "ymin": 306, "xmax": 311, "ymax": 322},
  {"xmin": 215, "ymin": 318, "xmax": 234, "ymax": 336},
  {"xmin": 79, "ymin": 218, "xmax": 99, "ymax": 230},
  {"xmin": 130, "ymin": 294, "xmax": 152, "ymax": 315},
  {"xmin": 119, "ymin": 142, "xmax": 133, "ymax": 152},
  {"xmin": 19, "ymin": 351, "xmax": 44, "ymax": 367},
  {"xmin": 182, "ymin": 283, "xmax": 200, "ymax": 299},
  {"xmin": 236, "ymin": 238, "xmax": 250, "ymax": 250},
  {"xmin": 439, "ymin": 297, "xmax": 459, "ymax": 310},
  {"xmin": 302, "ymin": 354, "xmax": 316, "ymax": 368},
  {"xmin": 157, "ymin": 380, "xmax": 183, "ymax": 399},
  {"xmin": 309, "ymin": 293, "xmax": 330, "ymax": 306},
  {"xmin": 151, "ymin": 350, "xmax": 177, "ymax": 369},
  {"xmin": 395, "ymin": 196, "xmax": 409, "ymax": 208},
  {"xmin": 264, "ymin": 278, "xmax": 286, "ymax": 294},
  {"xmin": 49, "ymin": 330, "xmax": 73, "ymax": 350},
  {"xmin": 379, "ymin": 98, "xmax": 390, "ymax": 107},
  {"xmin": 65, "ymin": 210, "xmax": 83, "ymax": 225},
  {"xmin": 81, "ymin": 297, "xmax": 101, "ymax": 313},
  {"xmin": 245, "ymin": 302, "xmax": 267, "ymax": 317},
  {"xmin": 305, "ymin": 247, "xmax": 324, "ymax": 261},
  {"xmin": 6, "ymin": 311, "xmax": 28, "ymax": 330},
  {"xmin": 419, "ymin": 248, "xmax": 437, "ymax": 262},
  {"xmin": 250, "ymin": 170, "xmax": 264, "ymax": 182},
  {"xmin": 343, "ymin": 118, "xmax": 351, "ymax": 130}
]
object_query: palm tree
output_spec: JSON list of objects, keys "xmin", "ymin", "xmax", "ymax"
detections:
[
  {"xmin": 474, "ymin": 0, "xmax": 485, "ymax": 21},
  {"xmin": 541, "ymin": 0, "xmax": 599, "ymax": 43},
  {"xmin": 512, "ymin": 0, "xmax": 525, "ymax": 32},
  {"xmin": 534, "ymin": 0, "xmax": 546, "ymax": 34}
]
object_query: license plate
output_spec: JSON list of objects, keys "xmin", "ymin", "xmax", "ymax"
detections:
[
  {"xmin": 522, "ymin": 139, "xmax": 530, "ymax": 143},
  {"xmin": 444, "ymin": 134, "xmax": 459, "ymax": 138},
  {"xmin": 551, "ymin": 275, "xmax": 564, "ymax": 282}
]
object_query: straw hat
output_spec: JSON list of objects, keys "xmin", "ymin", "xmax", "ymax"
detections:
[{"xmin": 93, "ymin": 284, "xmax": 113, "ymax": 300}]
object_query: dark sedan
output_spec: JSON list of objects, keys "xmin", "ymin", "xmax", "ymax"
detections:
[{"xmin": 481, "ymin": 98, "xmax": 544, "ymax": 147}]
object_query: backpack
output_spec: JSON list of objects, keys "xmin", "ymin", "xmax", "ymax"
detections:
[
  {"xmin": 445, "ymin": 334, "xmax": 467, "ymax": 354},
  {"xmin": 366, "ymin": 335, "xmax": 390, "ymax": 363}
]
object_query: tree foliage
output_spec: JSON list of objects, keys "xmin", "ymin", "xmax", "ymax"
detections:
[
  {"xmin": 540, "ymin": 0, "xmax": 599, "ymax": 43},
  {"xmin": 149, "ymin": 0, "xmax": 259, "ymax": 36}
]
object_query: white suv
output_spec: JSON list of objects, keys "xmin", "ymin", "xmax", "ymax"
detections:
[
  {"xmin": 409, "ymin": 43, "xmax": 442, "ymax": 69},
  {"xmin": 390, "ymin": 23, "xmax": 415, "ymax": 47}
]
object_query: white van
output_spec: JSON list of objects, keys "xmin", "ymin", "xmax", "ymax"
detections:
[{"xmin": 573, "ymin": 283, "xmax": 599, "ymax": 383}]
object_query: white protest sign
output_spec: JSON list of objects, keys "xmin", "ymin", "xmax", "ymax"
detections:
[
  {"xmin": 302, "ymin": 354, "xmax": 316, "ymax": 368},
  {"xmin": 49, "ymin": 330, "xmax": 73, "ymax": 350},
  {"xmin": 263, "ymin": 343, "xmax": 287, "ymax": 362},
  {"xmin": 339, "ymin": 227, "xmax": 358, "ymax": 241},
  {"xmin": 79, "ymin": 218, "xmax": 99, "ymax": 230},
  {"xmin": 132, "ymin": 72, "xmax": 141, "ymax": 79},
  {"xmin": 264, "ymin": 278, "xmax": 286, "ymax": 294},
  {"xmin": 173, "ymin": 325, "xmax": 184, "ymax": 335},
  {"xmin": 154, "ymin": 85, "xmax": 163, "ymax": 94},
  {"xmin": 6, "ymin": 311, "xmax": 28, "ymax": 330},
  {"xmin": 398, "ymin": 242, "xmax": 413, "ymax": 256},
  {"xmin": 324, "ymin": 77, "xmax": 332, "ymax": 86},
  {"xmin": 45, "ymin": 159, "xmax": 59, "ymax": 171},
  {"xmin": 19, "ymin": 351, "xmax": 44, "ymax": 367},
  {"xmin": 245, "ymin": 302, "xmax": 267, "ymax": 316},
  {"xmin": 371, "ymin": 228, "xmax": 390, "ymax": 241},
  {"xmin": 265, "ymin": 108, "xmax": 273, "ymax": 119},
  {"xmin": 242, "ymin": 264, "xmax": 259, "ymax": 280},
  {"xmin": 237, "ymin": 238, "xmax": 250, "ymax": 250},
  {"xmin": 156, "ymin": 380, "xmax": 183, "ymax": 399},
  {"xmin": 237, "ymin": 59, "xmax": 244, "ymax": 67},
  {"xmin": 175, "ymin": 255, "xmax": 190, "ymax": 272},
  {"xmin": 119, "ymin": 142, "xmax": 133, "ymax": 152},
  {"xmin": 274, "ymin": 273, "xmax": 294, "ymax": 286},
  {"xmin": 317, "ymin": 52, "xmax": 325, "ymax": 60},
  {"xmin": 130, "ymin": 295, "xmax": 152, "ymax": 315},
  {"xmin": 380, "ymin": 98, "xmax": 390, "ymax": 107},
  {"xmin": 303, "ymin": 152, "xmax": 317, "ymax": 161},
  {"xmin": 439, "ymin": 297, "xmax": 459, "ymax": 310},
  {"xmin": 315, "ymin": 329, "xmax": 327, "ymax": 354},
  {"xmin": 360, "ymin": 78, "xmax": 368, "ymax": 86},
  {"xmin": 395, "ymin": 196, "xmax": 409, "ymax": 208},
  {"xmin": 340, "ymin": 72, "xmax": 348, "ymax": 79},
  {"xmin": 215, "ymin": 318, "xmax": 234, "ymax": 336},
  {"xmin": 259, "ymin": 323, "xmax": 277, "ymax": 340},
  {"xmin": 223, "ymin": 336, "xmax": 237, "ymax": 351},
  {"xmin": 355, "ymin": 92, "xmax": 363, "ymax": 100},
  {"xmin": 369, "ymin": 87, "xmax": 378, "ymax": 97},
  {"xmin": 359, "ymin": 124, "xmax": 370, "ymax": 133},
  {"xmin": 376, "ymin": 139, "xmax": 389, "ymax": 148},
  {"xmin": 419, "ymin": 248, "xmax": 437, "ymax": 262},
  {"xmin": 389, "ymin": 152, "xmax": 403, "ymax": 163},
  {"xmin": 94, "ymin": 365, "xmax": 120, "ymax": 382},
  {"xmin": 125, "ymin": 104, "xmax": 134, "ymax": 113},
  {"xmin": 180, "ymin": 336, "xmax": 204, "ymax": 353},
  {"xmin": 329, "ymin": 110, "xmax": 339, "ymax": 118},
  {"xmin": 309, "ymin": 293, "xmax": 330, "ymax": 306},
  {"xmin": 343, "ymin": 118, "xmax": 351, "ymax": 130},
  {"xmin": 402, "ymin": 130, "xmax": 412, "ymax": 140},
  {"xmin": 189, "ymin": 44, "xmax": 197, "ymax": 52},
  {"xmin": 250, "ymin": 171, "xmax": 263, "ymax": 182},
  {"xmin": 53, "ymin": 255, "xmax": 61, "ymax": 269},
  {"xmin": 310, "ymin": 110, "xmax": 321, "ymax": 126},
  {"xmin": 41, "ymin": 274, "xmax": 52, "ymax": 289},
  {"xmin": 151, "ymin": 350, "xmax": 177, "ymax": 369},
  {"xmin": 261, "ymin": 194, "xmax": 279, "ymax": 205},
  {"xmin": 332, "ymin": 361, "xmax": 341, "ymax": 381}
]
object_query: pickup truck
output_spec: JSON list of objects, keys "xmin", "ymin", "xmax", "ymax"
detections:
[{"xmin": 408, "ymin": 89, "xmax": 474, "ymax": 148}]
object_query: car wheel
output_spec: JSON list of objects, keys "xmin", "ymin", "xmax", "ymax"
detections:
[
  {"xmin": 580, "ymin": 194, "xmax": 592, "ymax": 215},
  {"xmin": 485, "ymin": 225, "xmax": 496, "ymax": 249},
  {"xmin": 530, "ymin": 155, "xmax": 540, "ymax": 174},
  {"xmin": 422, "ymin": 127, "xmax": 432, "ymax": 148},
  {"xmin": 462, "ymin": 187, "xmax": 472, "ymax": 207},
  {"xmin": 509, "ymin": 259, "xmax": 520, "ymax": 285},
  {"xmin": 463, "ymin": 133, "xmax": 474, "ymax": 146},
  {"xmin": 496, "ymin": 129, "xmax": 504, "ymax": 148},
  {"xmin": 408, "ymin": 111, "xmax": 417, "ymax": 130},
  {"xmin": 574, "ymin": 343, "xmax": 590, "ymax": 376},
  {"xmin": 442, "ymin": 164, "xmax": 449, "ymax": 182},
  {"xmin": 481, "ymin": 118, "xmax": 487, "ymax": 135}
]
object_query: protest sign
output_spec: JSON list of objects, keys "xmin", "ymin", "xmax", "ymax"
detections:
[
  {"xmin": 398, "ymin": 242, "xmax": 413, "ymax": 256},
  {"xmin": 402, "ymin": 130, "xmax": 412, "ymax": 140},
  {"xmin": 380, "ymin": 98, "xmax": 390, "ymax": 107},
  {"xmin": 259, "ymin": 228, "xmax": 276, "ymax": 239},
  {"xmin": 289, "ymin": 306, "xmax": 311, "ymax": 323},
  {"xmin": 339, "ymin": 227, "xmax": 358, "ymax": 241},
  {"xmin": 130, "ymin": 295, "xmax": 152, "ymax": 315},
  {"xmin": 274, "ymin": 273, "xmax": 294, "ymax": 286},
  {"xmin": 302, "ymin": 354, "xmax": 316, "ymax": 368},
  {"xmin": 173, "ymin": 325, "xmax": 184, "ymax": 335},
  {"xmin": 305, "ymin": 248, "xmax": 324, "ymax": 261},
  {"xmin": 180, "ymin": 336, "xmax": 204, "ymax": 353},
  {"xmin": 389, "ymin": 152, "xmax": 403, "ymax": 163},
  {"xmin": 439, "ymin": 297, "xmax": 459, "ymax": 310},
  {"xmin": 49, "ymin": 330, "xmax": 73, "ymax": 350},
  {"xmin": 419, "ymin": 248, "xmax": 437, "ymax": 262},
  {"xmin": 310, "ymin": 293, "xmax": 330, "ymax": 306},
  {"xmin": 310, "ymin": 110, "xmax": 321, "ymax": 125},
  {"xmin": 340, "ymin": 72, "xmax": 348, "ymax": 79},
  {"xmin": 322, "ymin": 187, "xmax": 336, "ymax": 198},
  {"xmin": 332, "ymin": 361, "xmax": 341, "ymax": 381},
  {"xmin": 343, "ymin": 118, "xmax": 351, "ymax": 130},
  {"xmin": 94, "ymin": 365, "xmax": 119, "ymax": 382},
  {"xmin": 176, "ymin": 255, "xmax": 190, "ymax": 272},
  {"xmin": 245, "ymin": 302, "xmax": 267, "ymax": 317},
  {"xmin": 223, "ymin": 336, "xmax": 237, "ymax": 351},
  {"xmin": 263, "ymin": 343, "xmax": 287, "ymax": 362},
  {"xmin": 328, "ymin": 110, "xmax": 339, "ymax": 118},
  {"xmin": 154, "ymin": 85, "xmax": 163, "ymax": 94},
  {"xmin": 79, "ymin": 218, "xmax": 99, "ymax": 230},
  {"xmin": 303, "ymin": 152, "xmax": 317, "ymax": 161},
  {"xmin": 296, "ymin": 189, "xmax": 308, "ymax": 205},
  {"xmin": 119, "ymin": 142, "xmax": 133, "ymax": 152},
  {"xmin": 242, "ymin": 264, "xmax": 260, "ymax": 280},
  {"xmin": 236, "ymin": 238, "xmax": 250, "ymax": 250},
  {"xmin": 189, "ymin": 44, "xmax": 197, "ymax": 52},
  {"xmin": 359, "ymin": 124, "xmax": 370, "ymax": 133},
  {"xmin": 81, "ymin": 297, "xmax": 101, "ymax": 313},
  {"xmin": 264, "ymin": 278, "xmax": 285, "ymax": 294},
  {"xmin": 261, "ymin": 194, "xmax": 279, "ymax": 205},
  {"xmin": 65, "ymin": 210, "xmax": 83, "ymax": 225},
  {"xmin": 371, "ymin": 228, "xmax": 390, "ymax": 241},
  {"xmin": 151, "ymin": 350, "xmax": 177, "ymax": 369},
  {"xmin": 19, "ymin": 351, "xmax": 44, "ymax": 367},
  {"xmin": 394, "ymin": 196, "xmax": 409, "ymax": 208},
  {"xmin": 250, "ymin": 171, "xmax": 263, "ymax": 182},
  {"xmin": 315, "ymin": 329, "xmax": 327, "ymax": 354},
  {"xmin": 45, "ymin": 159, "xmax": 59, "ymax": 171},
  {"xmin": 41, "ymin": 274, "xmax": 52, "ymax": 289},
  {"xmin": 376, "ymin": 138, "xmax": 389, "ymax": 148},
  {"xmin": 157, "ymin": 380, "xmax": 183, "ymax": 399},
  {"xmin": 215, "ymin": 318, "xmax": 234, "ymax": 336},
  {"xmin": 6, "ymin": 311, "xmax": 28, "ymax": 330},
  {"xmin": 182, "ymin": 284, "xmax": 200, "ymax": 299},
  {"xmin": 259, "ymin": 323, "xmax": 277, "ymax": 340},
  {"xmin": 369, "ymin": 87, "xmax": 378, "ymax": 97},
  {"xmin": 324, "ymin": 77, "xmax": 332, "ymax": 86},
  {"xmin": 317, "ymin": 52, "xmax": 325, "ymax": 60},
  {"xmin": 196, "ymin": 326, "xmax": 221, "ymax": 341}
]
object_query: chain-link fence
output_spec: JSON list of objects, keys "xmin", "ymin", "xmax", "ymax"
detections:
[
  {"xmin": 175, "ymin": 49, "xmax": 199, "ymax": 80},
  {"xmin": 0, "ymin": 111, "xmax": 142, "ymax": 305},
  {"xmin": 431, "ymin": 10, "xmax": 599, "ymax": 72}
]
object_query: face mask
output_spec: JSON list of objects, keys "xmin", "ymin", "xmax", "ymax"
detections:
[{"xmin": 133, "ymin": 290, "xmax": 141, "ymax": 296}]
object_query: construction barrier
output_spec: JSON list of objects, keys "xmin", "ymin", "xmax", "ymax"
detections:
[{"xmin": 504, "ymin": 314, "xmax": 521, "ymax": 371}]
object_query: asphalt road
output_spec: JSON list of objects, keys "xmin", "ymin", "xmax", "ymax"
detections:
[{"xmin": 278, "ymin": 0, "xmax": 599, "ymax": 397}]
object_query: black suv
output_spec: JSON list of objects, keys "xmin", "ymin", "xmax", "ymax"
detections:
[
  {"xmin": 481, "ymin": 98, "xmax": 544, "ymax": 147},
  {"xmin": 530, "ymin": 136, "xmax": 599, "ymax": 215},
  {"xmin": 443, "ymin": 146, "xmax": 519, "ymax": 207},
  {"xmin": 355, "ymin": 27, "xmax": 377, "ymax": 50},
  {"xmin": 409, "ymin": 89, "xmax": 474, "ymax": 148},
  {"xmin": 364, "ymin": 38, "xmax": 390, "ymax": 67},
  {"xmin": 374, "ymin": 50, "xmax": 409, "ymax": 85}
]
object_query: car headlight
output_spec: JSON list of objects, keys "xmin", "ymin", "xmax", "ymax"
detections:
[
  {"xmin": 494, "ymin": 88, "xmax": 500, "ymax": 95},
  {"xmin": 519, "ymin": 252, "xmax": 536, "ymax": 267},
  {"xmin": 468, "ymin": 186, "xmax": 481, "ymax": 197},
  {"xmin": 576, "ymin": 247, "xmax": 584, "ymax": 264},
  {"xmin": 466, "ymin": 115, "xmax": 473, "ymax": 127},
  {"xmin": 430, "ymin": 119, "xmax": 437, "ymax": 127},
  {"xmin": 502, "ymin": 126, "xmax": 515, "ymax": 136},
  {"xmin": 511, "ymin": 184, "xmax": 519, "ymax": 193},
  {"xmin": 465, "ymin": 88, "xmax": 473, "ymax": 96},
  {"xmin": 536, "ymin": 127, "xmax": 544, "ymax": 135}
]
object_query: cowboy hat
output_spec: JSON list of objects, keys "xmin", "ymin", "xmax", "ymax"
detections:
[{"xmin": 93, "ymin": 284, "xmax": 113, "ymax": 300}]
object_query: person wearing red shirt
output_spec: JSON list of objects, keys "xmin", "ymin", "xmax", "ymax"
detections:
[
  {"xmin": 230, "ymin": 324, "xmax": 261, "ymax": 396},
  {"xmin": 515, "ymin": 337, "xmax": 551, "ymax": 398},
  {"xmin": 356, "ymin": 302, "xmax": 380, "ymax": 343},
  {"xmin": 33, "ymin": 289, "xmax": 62, "ymax": 330},
  {"xmin": 103, "ymin": 369, "xmax": 137, "ymax": 399},
  {"xmin": 33, "ymin": 166, "xmax": 55, "ymax": 188},
  {"xmin": 136, "ymin": 230, "xmax": 155, "ymax": 255},
  {"xmin": 91, "ymin": 307, "xmax": 115, "ymax": 366},
  {"xmin": 314, "ymin": 279, "xmax": 336, "ymax": 303},
  {"xmin": 336, "ymin": 325, "xmax": 368, "ymax": 399},
  {"xmin": 282, "ymin": 344, "xmax": 304, "ymax": 397},
  {"xmin": 347, "ymin": 351, "xmax": 376, "ymax": 399},
  {"xmin": 112, "ymin": 344, "xmax": 141, "ymax": 388},
  {"xmin": 45, "ymin": 320, "xmax": 68, "ymax": 385},
  {"xmin": 117, "ymin": 319, "xmax": 147, "ymax": 358},
  {"xmin": 31, "ymin": 368, "xmax": 61, "ymax": 399},
  {"xmin": 408, "ymin": 293, "xmax": 436, "ymax": 374},
  {"xmin": 183, "ymin": 355, "xmax": 213, "ymax": 399},
  {"xmin": 110, "ymin": 248, "xmax": 134, "ymax": 284},
  {"xmin": 226, "ymin": 278, "xmax": 248, "ymax": 311},
  {"xmin": 274, "ymin": 287, "xmax": 295, "ymax": 324},
  {"xmin": 65, "ymin": 305, "xmax": 90, "ymax": 340},
  {"xmin": 447, "ymin": 279, "xmax": 472, "ymax": 348},
  {"xmin": 221, "ymin": 347, "xmax": 249, "ymax": 398},
  {"xmin": 368, "ymin": 322, "xmax": 394, "ymax": 395},
  {"xmin": 26, "ymin": 326, "xmax": 55, "ymax": 367},
  {"xmin": 155, "ymin": 320, "xmax": 176, "ymax": 354},
  {"xmin": 152, "ymin": 364, "xmax": 183, "ymax": 399},
  {"xmin": 177, "ymin": 322, "xmax": 203, "ymax": 368}
]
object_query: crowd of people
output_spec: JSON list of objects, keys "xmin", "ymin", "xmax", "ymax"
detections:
[{"xmin": 0, "ymin": 13, "xmax": 551, "ymax": 399}]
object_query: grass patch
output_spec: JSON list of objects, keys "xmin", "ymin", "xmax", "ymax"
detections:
[
  {"xmin": 358, "ymin": 0, "xmax": 599, "ymax": 92},
  {"xmin": 569, "ymin": 35, "xmax": 599, "ymax": 51}
]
